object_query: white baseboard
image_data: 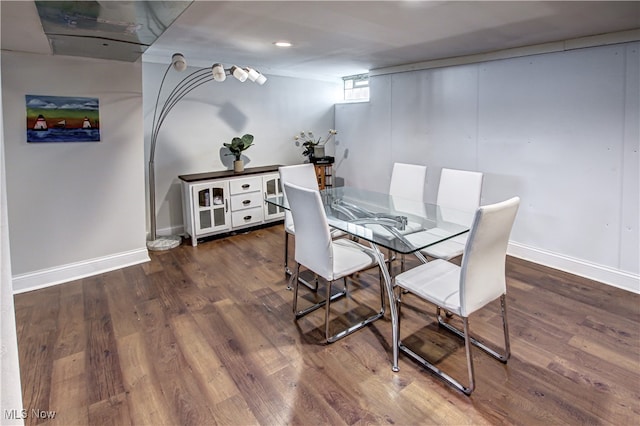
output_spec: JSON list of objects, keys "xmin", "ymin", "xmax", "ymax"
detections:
[
  {"xmin": 12, "ymin": 248, "xmax": 150, "ymax": 294},
  {"xmin": 11, "ymin": 240, "xmax": 638, "ymax": 295},
  {"xmin": 508, "ymin": 242, "xmax": 640, "ymax": 294}
]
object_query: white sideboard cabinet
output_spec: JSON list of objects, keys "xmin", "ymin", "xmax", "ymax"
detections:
[{"xmin": 179, "ymin": 165, "xmax": 284, "ymax": 246}]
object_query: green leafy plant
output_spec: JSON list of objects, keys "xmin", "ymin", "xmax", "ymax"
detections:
[{"xmin": 223, "ymin": 133, "xmax": 254, "ymax": 161}]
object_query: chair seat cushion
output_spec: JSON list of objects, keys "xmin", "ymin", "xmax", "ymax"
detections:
[
  {"xmin": 405, "ymin": 228, "xmax": 468, "ymax": 260},
  {"xmin": 395, "ymin": 259, "xmax": 462, "ymax": 315},
  {"xmin": 331, "ymin": 239, "xmax": 378, "ymax": 280},
  {"xmin": 366, "ymin": 220, "xmax": 423, "ymax": 240}
]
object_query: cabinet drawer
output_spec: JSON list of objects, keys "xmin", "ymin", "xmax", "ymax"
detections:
[
  {"xmin": 230, "ymin": 191, "xmax": 263, "ymax": 211},
  {"xmin": 231, "ymin": 207, "xmax": 263, "ymax": 227},
  {"xmin": 229, "ymin": 176, "xmax": 261, "ymax": 195}
]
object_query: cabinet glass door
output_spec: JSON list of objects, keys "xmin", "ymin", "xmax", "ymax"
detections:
[
  {"xmin": 263, "ymin": 174, "xmax": 285, "ymax": 220},
  {"xmin": 193, "ymin": 182, "xmax": 230, "ymax": 235}
]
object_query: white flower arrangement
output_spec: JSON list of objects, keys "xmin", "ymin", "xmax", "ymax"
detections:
[{"xmin": 294, "ymin": 129, "xmax": 337, "ymax": 158}]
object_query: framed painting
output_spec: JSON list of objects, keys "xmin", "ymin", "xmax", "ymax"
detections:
[{"xmin": 26, "ymin": 95, "xmax": 100, "ymax": 142}]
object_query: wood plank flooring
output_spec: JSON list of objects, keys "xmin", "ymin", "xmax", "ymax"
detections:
[{"xmin": 13, "ymin": 224, "xmax": 640, "ymax": 425}]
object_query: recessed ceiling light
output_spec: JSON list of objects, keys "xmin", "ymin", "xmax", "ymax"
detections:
[{"xmin": 274, "ymin": 41, "xmax": 292, "ymax": 47}]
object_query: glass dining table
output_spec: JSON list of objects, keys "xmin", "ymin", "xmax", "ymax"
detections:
[{"xmin": 265, "ymin": 186, "xmax": 474, "ymax": 371}]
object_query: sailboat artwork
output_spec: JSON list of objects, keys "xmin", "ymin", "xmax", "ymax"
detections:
[{"xmin": 26, "ymin": 95, "xmax": 100, "ymax": 143}]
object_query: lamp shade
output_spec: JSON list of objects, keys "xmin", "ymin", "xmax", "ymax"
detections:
[
  {"xmin": 230, "ymin": 66, "xmax": 248, "ymax": 82},
  {"xmin": 171, "ymin": 53, "xmax": 187, "ymax": 71},
  {"xmin": 255, "ymin": 73, "xmax": 267, "ymax": 85},
  {"xmin": 245, "ymin": 67, "xmax": 267, "ymax": 85},
  {"xmin": 212, "ymin": 63, "xmax": 226, "ymax": 82},
  {"xmin": 245, "ymin": 67, "xmax": 259, "ymax": 81}
]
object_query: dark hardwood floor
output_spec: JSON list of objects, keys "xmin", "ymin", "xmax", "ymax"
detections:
[{"xmin": 14, "ymin": 224, "xmax": 640, "ymax": 425}]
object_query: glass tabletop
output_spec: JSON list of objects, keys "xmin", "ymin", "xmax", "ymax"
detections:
[{"xmin": 265, "ymin": 186, "xmax": 473, "ymax": 254}]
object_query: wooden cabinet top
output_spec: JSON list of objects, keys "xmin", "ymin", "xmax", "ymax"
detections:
[{"xmin": 179, "ymin": 165, "xmax": 283, "ymax": 183}]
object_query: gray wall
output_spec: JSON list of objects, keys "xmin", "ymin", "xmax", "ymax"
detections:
[
  {"xmin": 335, "ymin": 42, "xmax": 639, "ymax": 292},
  {"xmin": 1, "ymin": 51, "xmax": 341, "ymax": 291},
  {"xmin": 3, "ymin": 43, "xmax": 637, "ymax": 294},
  {"xmin": 2, "ymin": 51, "xmax": 149, "ymax": 291},
  {"xmin": 143, "ymin": 59, "xmax": 341, "ymax": 237}
]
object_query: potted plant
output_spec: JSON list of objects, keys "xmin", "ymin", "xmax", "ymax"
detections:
[
  {"xmin": 223, "ymin": 133, "xmax": 254, "ymax": 172},
  {"xmin": 294, "ymin": 129, "xmax": 337, "ymax": 161}
]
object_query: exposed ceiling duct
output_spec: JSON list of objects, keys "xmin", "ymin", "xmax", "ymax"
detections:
[{"xmin": 34, "ymin": 0, "xmax": 193, "ymax": 62}]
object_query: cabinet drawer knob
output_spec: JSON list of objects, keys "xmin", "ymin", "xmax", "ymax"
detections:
[
  {"xmin": 241, "ymin": 184, "xmax": 250, "ymax": 189},
  {"xmin": 242, "ymin": 200, "xmax": 251, "ymax": 205},
  {"xmin": 243, "ymin": 215, "xmax": 252, "ymax": 221}
]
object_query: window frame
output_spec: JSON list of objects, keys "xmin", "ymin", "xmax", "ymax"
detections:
[{"xmin": 342, "ymin": 73, "xmax": 369, "ymax": 102}]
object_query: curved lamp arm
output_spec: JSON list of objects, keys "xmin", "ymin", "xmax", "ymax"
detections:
[{"xmin": 147, "ymin": 54, "xmax": 266, "ymax": 250}]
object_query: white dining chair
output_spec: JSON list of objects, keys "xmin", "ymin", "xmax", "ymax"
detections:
[
  {"xmin": 284, "ymin": 181, "xmax": 386, "ymax": 343},
  {"xmin": 389, "ymin": 162, "xmax": 427, "ymax": 202},
  {"xmin": 372, "ymin": 163, "xmax": 427, "ymax": 269},
  {"xmin": 278, "ymin": 164, "xmax": 319, "ymax": 280},
  {"xmin": 279, "ymin": 164, "xmax": 346, "ymax": 291},
  {"xmin": 394, "ymin": 196, "xmax": 520, "ymax": 395},
  {"xmin": 412, "ymin": 168, "xmax": 483, "ymax": 261}
]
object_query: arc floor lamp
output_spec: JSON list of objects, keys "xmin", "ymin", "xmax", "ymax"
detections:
[{"xmin": 147, "ymin": 53, "xmax": 267, "ymax": 251}]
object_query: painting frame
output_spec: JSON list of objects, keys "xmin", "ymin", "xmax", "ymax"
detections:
[{"xmin": 26, "ymin": 94, "xmax": 100, "ymax": 143}]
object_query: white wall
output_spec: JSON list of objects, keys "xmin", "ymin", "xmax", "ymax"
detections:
[
  {"xmin": 142, "ymin": 59, "xmax": 341, "ymax": 236},
  {"xmin": 0, "ymin": 51, "xmax": 24, "ymax": 426},
  {"xmin": 2, "ymin": 51, "xmax": 149, "ymax": 292},
  {"xmin": 335, "ymin": 42, "xmax": 639, "ymax": 293},
  {"xmin": 0, "ymin": 51, "xmax": 341, "ymax": 290}
]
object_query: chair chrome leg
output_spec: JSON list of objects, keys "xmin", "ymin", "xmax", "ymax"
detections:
[
  {"xmin": 298, "ymin": 274, "xmax": 319, "ymax": 292},
  {"xmin": 294, "ymin": 267, "xmax": 346, "ymax": 319},
  {"xmin": 292, "ymin": 262, "xmax": 301, "ymax": 313},
  {"xmin": 286, "ymin": 234, "xmax": 319, "ymax": 292},
  {"xmin": 397, "ymin": 298, "xmax": 514, "ymax": 395},
  {"xmin": 396, "ymin": 290, "xmax": 471, "ymax": 392},
  {"xmin": 398, "ymin": 340, "xmax": 474, "ymax": 395},
  {"xmin": 294, "ymin": 243, "xmax": 389, "ymax": 349},
  {"xmin": 324, "ymin": 267, "xmax": 386, "ymax": 344},
  {"xmin": 396, "ymin": 286, "xmax": 403, "ymax": 330},
  {"xmin": 284, "ymin": 231, "xmax": 291, "ymax": 278},
  {"xmin": 395, "ymin": 307, "xmax": 475, "ymax": 395},
  {"xmin": 378, "ymin": 268, "xmax": 385, "ymax": 311},
  {"xmin": 436, "ymin": 298, "xmax": 510, "ymax": 363},
  {"xmin": 325, "ymin": 279, "xmax": 333, "ymax": 341},
  {"xmin": 500, "ymin": 294, "xmax": 511, "ymax": 361},
  {"xmin": 295, "ymin": 290, "xmax": 346, "ymax": 319},
  {"xmin": 462, "ymin": 317, "xmax": 475, "ymax": 394}
]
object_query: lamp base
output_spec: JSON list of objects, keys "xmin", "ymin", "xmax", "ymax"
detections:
[{"xmin": 147, "ymin": 235, "xmax": 182, "ymax": 251}]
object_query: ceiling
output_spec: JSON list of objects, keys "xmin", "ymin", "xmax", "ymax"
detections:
[{"xmin": 2, "ymin": 1, "xmax": 639, "ymax": 81}]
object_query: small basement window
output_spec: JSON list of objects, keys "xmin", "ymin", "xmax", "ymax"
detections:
[{"xmin": 343, "ymin": 73, "xmax": 369, "ymax": 101}]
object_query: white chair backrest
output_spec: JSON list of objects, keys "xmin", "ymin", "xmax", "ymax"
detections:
[
  {"xmin": 459, "ymin": 197, "xmax": 520, "ymax": 316},
  {"xmin": 389, "ymin": 163, "xmax": 427, "ymax": 202},
  {"xmin": 279, "ymin": 164, "xmax": 319, "ymax": 231},
  {"xmin": 436, "ymin": 168, "xmax": 483, "ymax": 211},
  {"xmin": 436, "ymin": 168, "xmax": 483, "ymax": 226},
  {"xmin": 284, "ymin": 182, "xmax": 334, "ymax": 280}
]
